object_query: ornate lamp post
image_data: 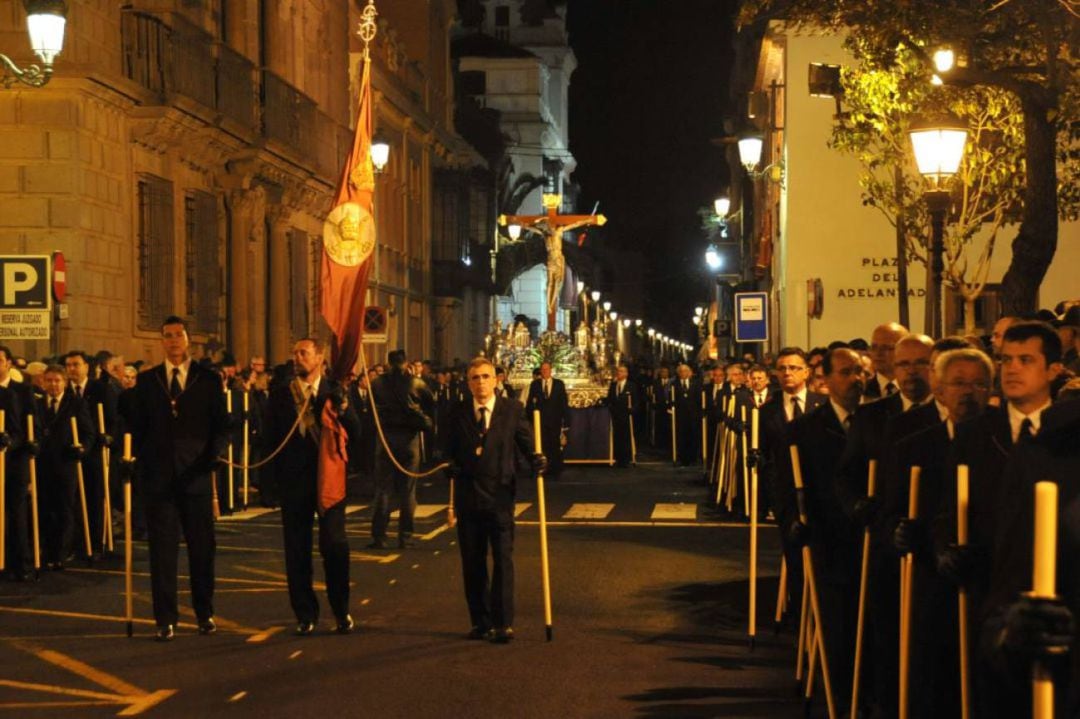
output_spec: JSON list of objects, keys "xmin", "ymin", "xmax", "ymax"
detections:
[
  {"xmin": 2, "ymin": 1, "xmax": 68, "ymax": 89},
  {"xmin": 908, "ymin": 115, "xmax": 968, "ymax": 338}
]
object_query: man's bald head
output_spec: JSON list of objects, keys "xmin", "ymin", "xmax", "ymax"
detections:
[
  {"xmin": 869, "ymin": 322, "xmax": 908, "ymax": 378},
  {"xmin": 893, "ymin": 334, "xmax": 934, "ymax": 403}
]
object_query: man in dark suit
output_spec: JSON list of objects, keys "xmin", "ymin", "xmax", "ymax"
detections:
[
  {"xmin": 781, "ymin": 347, "xmax": 865, "ymax": 715},
  {"xmin": 606, "ymin": 365, "xmax": 638, "ymax": 467},
  {"xmin": 494, "ymin": 367, "xmax": 516, "ymax": 401},
  {"xmin": 0, "ymin": 345, "xmax": 35, "ymax": 580},
  {"xmin": 443, "ymin": 357, "xmax": 545, "ymax": 643},
  {"xmin": 671, "ymin": 363, "xmax": 703, "ymax": 466},
  {"xmin": 265, "ymin": 339, "xmax": 361, "ymax": 635},
  {"xmin": 369, "ymin": 350, "xmax": 434, "ymax": 549},
  {"xmin": 747, "ymin": 364, "xmax": 775, "ymax": 409},
  {"xmin": 703, "ymin": 364, "xmax": 727, "ymax": 473},
  {"xmin": 347, "ymin": 372, "xmax": 376, "ymax": 490},
  {"xmin": 651, "ymin": 366, "xmax": 672, "ymax": 451},
  {"xmin": 760, "ymin": 347, "xmax": 826, "ymax": 612},
  {"xmin": 35, "ymin": 365, "xmax": 95, "ymax": 569},
  {"xmin": 525, "ymin": 362, "xmax": 569, "ymax": 479},
  {"xmin": 864, "ymin": 322, "xmax": 906, "ymax": 399},
  {"xmin": 834, "ymin": 333, "xmax": 934, "ymax": 716},
  {"xmin": 132, "ymin": 316, "xmax": 229, "ymax": 641}
]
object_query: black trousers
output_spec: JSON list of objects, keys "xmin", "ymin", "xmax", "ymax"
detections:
[
  {"xmin": 280, "ymin": 495, "xmax": 350, "ymax": 623},
  {"xmin": 456, "ymin": 507, "xmax": 515, "ymax": 630},
  {"xmin": 539, "ymin": 425, "xmax": 562, "ymax": 477},
  {"xmin": 372, "ymin": 433, "xmax": 418, "ymax": 539},
  {"xmin": 40, "ymin": 469, "xmax": 77, "ymax": 564},
  {"xmin": 675, "ymin": 412, "xmax": 700, "ymax": 465},
  {"xmin": 145, "ymin": 491, "xmax": 215, "ymax": 626},
  {"xmin": 3, "ymin": 474, "xmax": 30, "ymax": 574},
  {"xmin": 611, "ymin": 412, "xmax": 633, "ymax": 466}
]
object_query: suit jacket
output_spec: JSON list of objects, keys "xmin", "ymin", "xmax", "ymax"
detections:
[
  {"xmin": 783, "ymin": 401, "xmax": 861, "ymax": 579},
  {"xmin": 606, "ymin": 380, "xmax": 638, "ymax": 419},
  {"xmin": 34, "ymin": 391, "xmax": 94, "ymax": 484},
  {"xmin": 525, "ymin": 378, "xmax": 569, "ymax": 432},
  {"xmin": 443, "ymin": 396, "xmax": 534, "ymax": 513},
  {"xmin": 876, "ymin": 401, "xmax": 945, "ymax": 544},
  {"xmin": 131, "ymin": 361, "xmax": 229, "ymax": 497},
  {"xmin": 0, "ymin": 379, "xmax": 35, "ymax": 483},
  {"xmin": 85, "ymin": 374, "xmax": 123, "ymax": 438},
  {"xmin": 836, "ymin": 392, "xmax": 907, "ymax": 524},
  {"xmin": 670, "ymin": 377, "xmax": 703, "ymax": 424},
  {"xmin": 494, "ymin": 383, "xmax": 517, "ymax": 401},
  {"xmin": 265, "ymin": 377, "xmax": 361, "ymax": 503},
  {"xmin": 761, "ymin": 390, "xmax": 826, "ymax": 509},
  {"xmin": 863, "ymin": 374, "xmax": 897, "ymax": 400}
]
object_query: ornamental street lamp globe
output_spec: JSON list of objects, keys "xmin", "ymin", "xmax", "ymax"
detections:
[
  {"xmin": 908, "ymin": 115, "xmax": 968, "ymax": 189},
  {"xmin": 714, "ymin": 196, "xmax": 731, "ymax": 217},
  {"xmin": 26, "ymin": 0, "xmax": 67, "ymax": 66},
  {"xmin": 705, "ymin": 246, "xmax": 722, "ymax": 271},
  {"xmin": 370, "ymin": 134, "xmax": 390, "ymax": 173},
  {"xmin": 737, "ymin": 133, "xmax": 764, "ymax": 173},
  {"xmin": 602, "ymin": 301, "xmax": 612, "ymax": 312},
  {"xmin": 590, "ymin": 290, "xmax": 600, "ymax": 302},
  {"xmin": 507, "ymin": 223, "xmax": 522, "ymax": 241}
]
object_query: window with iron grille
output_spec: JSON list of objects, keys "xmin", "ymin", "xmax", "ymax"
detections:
[
  {"xmin": 184, "ymin": 190, "xmax": 222, "ymax": 335},
  {"xmin": 137, "ymin": 174, "xmax": 175, "ymax": 331},
  {"xmin": 289, "ymin": 228, "xmax": 310, "ymax": 340}
]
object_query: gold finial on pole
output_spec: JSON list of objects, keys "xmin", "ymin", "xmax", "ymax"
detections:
[{"xmin": 359, "ymin": 0, "xmax": 378, "ymax": 60}]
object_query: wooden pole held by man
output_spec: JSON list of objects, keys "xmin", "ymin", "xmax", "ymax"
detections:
[
  {"xmin": 850, "ymin": 459, "xmax": 877, "ymax": 717},
  {"xmin": 0, "ymin": 410, "xmax": 7, "ymax": 572},
  {"xmin": 790, "ymin": 444, "xmax": 838, "ymax": 719},
  {"xmin": 748, "ymin": 406, "xmax": 759, "ymax": 649},
  {"xmin": 122, "ymin": 433, "xmax": 134, "ymax": 638},
  {"xmin": 898, "ymin": 466, "xmax": 921, "ymax": 719},
  {"xmin": 71, "ymin": 416, "xmax": 93, "ymax": 560},
  {"xmin": 225, "ymin": 389, "xmax": 234, "ymax": 513},
  {"xmin": 533, "ymin": 409, "xmax": 554, "ymax": 641},
  {"xmin": 242, "ymin": 390, "xmax": 250, "ymax": 510},
  {"xmin": 97, "ymin": 404, "xmax": 113, "ymax": 553},
  {"xmin": 27, "ymin": 414, "xmax": 40, "ymax": 575}
]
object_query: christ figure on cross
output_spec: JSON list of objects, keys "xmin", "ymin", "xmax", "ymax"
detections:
[{"xmin": 499, "ymin": 193, "xmax": 607, "ymax": 332}]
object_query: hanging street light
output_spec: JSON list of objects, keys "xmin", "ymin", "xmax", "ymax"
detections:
[
  {"xmin": 2, "ymin": 1, "xmax": 68, "ymax": 89},
  {"xmin": 714, "ymin": 196, "xmax": 731, "ymax": 217},
  {"xmin": 908, "ymin": 114, "xmax": 968, "ymax": 338}
]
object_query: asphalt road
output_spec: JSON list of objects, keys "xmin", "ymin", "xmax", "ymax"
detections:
[{"xmin": 0, "ymin": 456, "xmax": 805, "ymax": 718}]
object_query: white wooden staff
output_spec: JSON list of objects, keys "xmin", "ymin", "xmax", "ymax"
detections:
[
  {"xmin": 898, "ymin": 466, "xmax": 921, "ymax": 719},
  {"xmin": 714, "ymin": 398, "xmax": 729, "ymax": 504},
  {"xmin": 748, "ymin": 406, "xmax": 759, "ymax": 649},
  {"xmin": 446, "ymin": 478, "xmax": 456, "ymax": 528},
  {"xmin": 956, "ymin": 464, "xmax": 971, "ymax": 719},
  {"xmin": 790, "ymin": 444, "xmax": 838, "ymax": 719},
  {"xmin": 97, "ymin": 404, "xmax": 113, "ymax": 552},
  {"xmin": 627, "ymin": 391, "xmax": 637, "ymax": 466},
  {"xmin": 708, "ymin": 422, "xmax": 722, "ymax": 487},
  {"xmin": 700, "ymin": 392, "xmax": 708, "ymax": 466},
  {"xmin": 740, "ymin": 405, "xmax": 750, "ymax": 517},
  {"xmin": 774, "ymin": 556, "xmax": 788, "ymax": 632},
  {"xmin": 27, "ymin": 414, "xmax": 40, "ymax": 575},
  {"xmin": 122, "ymin": 433, "xmax": 134, "ymax": 637},
  {"xmin": 669, "ymin": 385, "xmax": 677, "ymax": 466},
  {"xmin": 1032, "ymin": 481, "xmax": 1058, "ymax": 719},
  {"xmin": 225, "ymin": 389, "xmax": 234, "ymax": 512},
  {"xmin": 851, "ymin": 459, "xmax": 877, "ymax": 718},
  {"xmin": 724, "ymin": 399, "xmax": 738, "ymax": 512},
  {"xmin": 795, "ymin": 569, "xmax": 811, "ymax": 683},
  {"xmin": 71, "ymin": 417, "xmax": 93, "ymax": 560},
  {"xmin": 608, "ymin": 409, "xmax": 614, "ymax": 467},
  {"xmin": 242, "ymin": 390, "xmax": 250, "ymax": 509},
  {"xmin": 0, "ymin": 409, "xmax": 6, "ymax": 572},
  {"xmin": 533, "ymin": 409, "xmax": 554, "ymax": 641}
]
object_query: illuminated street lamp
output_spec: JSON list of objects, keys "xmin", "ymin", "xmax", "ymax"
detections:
[
  {"xmin": 370, "ymin": 133, "xmax": 390, "ymax": 173},
  {"xmin": 602, "ymin": 301, "xmax": 612, "ymax": 312},
  {"xmin": 590, "ymin": 290, "xmax": 601, "ymax": 302},
  {"xmin": 507, "ymin": 223, "xmax": 522, "ymax": 241},
  {"xmin": 2, "ymin": 0, "xmax": 67, "ymax": 88},
  {"xmin": 609, "ymin": 311, "xmax": 618, "ymax": 321},
  {"xmin": 714, "ymin": 196, "xmax": 731, "ymax": 217},
  {"xmin": 738, "ymin": 133, "xmax": 764, "ymax": 173},
  {"xmin": 909, "ymin": 114, "xmax": 968, "ymax": 338}
]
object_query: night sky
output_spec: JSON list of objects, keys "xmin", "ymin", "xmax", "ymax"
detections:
[{"xmin": 566, "ymin": 0, "xmax": 737, "ymax": 338}]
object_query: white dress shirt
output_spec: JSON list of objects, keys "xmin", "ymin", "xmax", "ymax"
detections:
[
  {"xmin": 164, "ymin": 358, "xmax": 192, "ymax": 391},
  {"xmin": 1007, "ymin": 399, "xmax": 1051, "ymax": 443}
]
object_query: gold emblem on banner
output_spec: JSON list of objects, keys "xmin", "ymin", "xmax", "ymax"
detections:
[{"xmin": 323, "ymin": 202, "xmax": 374, "ymax": 267}]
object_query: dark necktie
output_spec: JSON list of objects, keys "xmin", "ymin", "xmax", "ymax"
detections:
[
  {"xmin": 1018, "ymin": 417, "xmax": 1034, "ymax": 444},
  {"xmin": 884, "ymin": 382, "xmax": 897, "ymax": 396},
  {"xmin": 49, "ymin": 398, "xmax": 58, "ymax": 417},
  {"xmin": 791, "ymin": 396, "xmax": 802, "ymax": 421},
  {"xmin": 170, "ymin": 368, "xmax": 181, "ymax": 398},
  {"xmin": 73, "ymin": 384, "xmax": 81, "ymax": 399},
  {"xmin": 477, "ymin": 406, "xmax": 487, "ymax": 436}
]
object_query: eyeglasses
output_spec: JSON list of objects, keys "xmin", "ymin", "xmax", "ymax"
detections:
[
  {"xmin": 895, "ymin": 360, "xmax": 931, "ymax": 370},
  {"xmin": 944, "ymin": 380, "xmax": 990, "ymax": 391}
]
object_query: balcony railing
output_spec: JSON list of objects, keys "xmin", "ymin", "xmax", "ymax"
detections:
[{"xmin": 217, "ymin": 43, "xmax": 256, "ymax": 127}]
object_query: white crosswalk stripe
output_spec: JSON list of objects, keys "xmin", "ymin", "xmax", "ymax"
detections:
[
  {"xmin": 562, "ymin": 503, "xmax": 615, "ymax": 520},
  {"xmin": 651, "ymin": 503, "xmax": 698, "ymax": 521}
]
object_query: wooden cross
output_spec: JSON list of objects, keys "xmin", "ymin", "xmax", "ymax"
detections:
[{"xmin": 499, "ymin": 193, "xmax": 607, "ymax": 332}]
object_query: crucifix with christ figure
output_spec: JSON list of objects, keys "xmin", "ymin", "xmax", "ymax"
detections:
[{"xmin": 499, "ymin": 193, "xmax": 607, "ymax": 332}]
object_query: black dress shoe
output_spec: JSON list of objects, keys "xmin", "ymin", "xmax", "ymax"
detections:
[
  {"xmin": 490, "ymin": 627, "xmax": 514, "ymax": 644},
  {"xmin": 295, "ymin": 620, "xmax": 316, "ymax": 636},
  {"xmin": 156, "ymin": 625, "xmax": 175, "ymax": 642},
  {"xmin": 398, "ymin": 537, "xmax": 416, "ymax": 549},
  {"xmin": 198, "ymin": 617, "xmax": 217, "ymax": 635},
  {"xmin": 335, "ymin": 615, "xmax": 354, "ymax": 635},
  {"xmin": 367, "ymin": 538, "xmax": 388, "ymax": 549},
  {"xmin": 466, "ymin": 626, "xmax": 494, "ymax": 640}
]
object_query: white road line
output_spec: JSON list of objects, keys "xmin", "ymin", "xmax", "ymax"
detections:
[
  {"xmin": 562, "ymin": 503, "xmax": 615, "ymax": 520},
  {"xmin": 390, "ymin": 504, "xmax": 446, "ymax": 519},
  {"xmin": 651, "ymin": 503, "xmax": 699, "ymax": 520},
  {"xmin": 345, "ymin": 505, "xmax": 369, "ymax": 515},
  {"xmin": 218, "ymin": 508, "xmax": 277, "ymax": 522}
]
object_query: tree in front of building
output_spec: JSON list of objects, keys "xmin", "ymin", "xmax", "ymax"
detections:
[
  {"xmin": 740, "ymin": 0, "xmax": 1080, "ymax": 315},
  {"xmin": 829, "ymin": 41, "xmax": 1027, "ymax": 333}
]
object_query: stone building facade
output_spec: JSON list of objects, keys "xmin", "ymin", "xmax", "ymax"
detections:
[{"xmin": 0, "ymin": 0, "xmax": 495, "ymax": 369}]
